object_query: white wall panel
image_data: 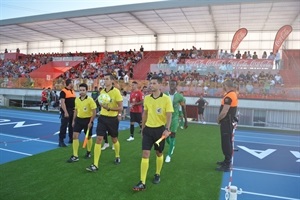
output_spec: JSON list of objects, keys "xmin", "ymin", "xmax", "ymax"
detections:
[{"xmin": 1, "ymin": 30, "xmax": 298, "ymax": 54}]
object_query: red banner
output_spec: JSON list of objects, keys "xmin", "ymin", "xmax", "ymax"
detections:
[
  {"xmin": 273, "ymin": 25, "xmax": 293, "ymax": 53},
  {"xmin": 231, "ymin": 28, "xmax": 248, "ymax": 53}
]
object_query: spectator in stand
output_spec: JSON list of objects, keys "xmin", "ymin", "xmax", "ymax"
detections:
[
  {"xmin": 140, "ymin": 45, "xmax": 144, "ymax": 58},
  {"xmin": 219, "ymin": 49, "xmax": 224, "ymax": 59},
  {"xmin": 262, "ymin": 51, "xmax": 267, "ymax": 59},
  {"xmin": 99, "ymin": 77, "xmax": 105, "ymax": 89},
  {"xmin": 223, "ymin": 50, "xmax": 230, "ymax": 59},
  {"xmin": 245, "ymin": 81, "xmax": 254, "ymax": 94},
  {"xmin": 269, "ymin": 77, "xmax": 276, "ymax": 88},
  {"xmin": 158, "ymin": 70, "xmax": 164, "ymax": 78},
  {"xmin": 235, "ymin": 51, "xmax": 241, "ymax": 59},
  {"xmin": 247, "ymin": 51, "xmax": 252, "ymax": 59},
  {"xmin": 238, "ymin": 72, "xmax": 246, "ymax": 87},
  {"xmin": 168, "ymin": 56, "xmax": 178, "ymax": 70},
  {"xmin": 225, "ymin": 72, "xmax": 232, "ymax": 80},
  {"xmin": 73, "ymin": 78, "xmax": 80, "ymax": 91},
  {"xmin": 252, "ymin": 52, "xmax": 258, "ymax": 59},
  {"xmin": 122, "ymin": 90, "xmax": 130, "ymax": 120},
  {"xmin": 274, "ymin": 73, "xmax": 284, "ymax": 85},
  {"xmin": 275, "ymin": 50, "xmax": 281, "ymax": 69},
  {"xmin": 246, "ymin": 71, "xmax": 252, "ymax": 81},
  {"xmin": 124, "ymin": 72, "xmax": 129, "ymax": 84},
  {"xmin": 258, "ymin": 71, "xmax": 267, "ymax": 86},
  {"xmin": 263, "ymin": 78, "xmax": 271, "ymax": 96},
  {"xmin": 87, "ymin": 78, "xmax": 94, "ymax": 91},
  {"xmin": 242, "ymin": 51, "xmax": 247, "ymax": 59},
  {"xmin": 146, "ymin": 72, "xmax": 153, "ymax": 80},
  {"xmin": 4, "ymin": 49, "xmax": 8, "ymax": 53},
  {"xmin": 219, "ymin": 62, "xmax": 227, "ymax": 71},
  {"xmin": 251, "ymin": 72, "xmax": 258, "ymax": 84},
  {"xmin": 268, "ymin": 52, "xmax": 275, "ymax": 60},
  {"xmin": 217, "ymin": 75, "xmax": 224, "ymax": 85},
  {"xmin": 129, "ymin": 66, "xmax": 134, "ymax": 79}
]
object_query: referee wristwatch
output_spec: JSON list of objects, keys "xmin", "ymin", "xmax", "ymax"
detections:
[{"xmin": 165, "ymin": 127, "xmax": 170, "ymax": 131}]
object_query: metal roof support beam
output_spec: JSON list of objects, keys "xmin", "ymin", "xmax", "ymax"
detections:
[
  {"xmin": 0, "ymin": 33, "xmax": 25, "ymax": 42},
  {"xmin": 208, "ymin": 5, "xmax": 217, "ymax": 32},
  {"xmin": 129, "ymin": 12, "xmax": 156, "ymax": 35},
  {"xmin": 18, "ymin": 24, "xmax": 59, "ymax": 40},
  {"xmin": 66, "ymin": 19, "xmax": 103, "ymax": 37}
]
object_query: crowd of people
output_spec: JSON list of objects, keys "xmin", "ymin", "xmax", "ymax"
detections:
[
  {"xmin": 145, "ymin": 69, "xmax": 284, "ymax": 97},
  {"xmin": 0, "ymin": 47, "xmax": 291, "ymax": 100},
  {"xmin": 0, "ymin": 48, "xmax": 143, "ymax": 89},
  {"xmin": 158, "ymin": 46, "xmax": 282, "ymax": 70}
]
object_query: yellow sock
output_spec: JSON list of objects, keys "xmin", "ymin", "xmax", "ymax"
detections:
[
  {"xmin": 156, "ymin": 155, "xmax": 164, "ymax": 175},
  {"xmin": 72, "ymin": 139, "xmax": 79, "ymax": 157},
  {"xmin": 141, "ymin": 158, "xmax": 149, "ymax": 184},
  {"xmin": 87, "ymin": 138, "xmax": 93, "ymax": 152},
  {"xmin": 114, "ymin": 140, "xmax": 120, "ymax": 158},
  {"xmin": 93, "ymin": 143, "xmax": 101, "ymax": 168}
]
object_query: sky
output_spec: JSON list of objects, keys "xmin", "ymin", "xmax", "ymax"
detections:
[{"xmin": 0, "ymin": 0, "xmax": 167, "ymax": 20}]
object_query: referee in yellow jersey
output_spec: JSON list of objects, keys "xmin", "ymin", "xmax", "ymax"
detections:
[
  {"xmin": 133, "ymin": 76, "xmax": 173, "ymax": 191},
  {"xmin": 86, "ymin": 73, "xmax": 123, "ymax": 172},
  {"xmin": 67, "ymin": 83, "xmax": 97, "ymax": 163}
]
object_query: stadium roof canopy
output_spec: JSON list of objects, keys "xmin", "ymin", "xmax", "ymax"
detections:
[{"xmin": 0, "ymin": 0, "xmax": 299, "ymax": 45}]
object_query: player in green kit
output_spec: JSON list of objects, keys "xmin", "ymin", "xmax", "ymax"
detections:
[{"xmin": 165, "ymin": 80, "xmax": 188, "ymax": 163}]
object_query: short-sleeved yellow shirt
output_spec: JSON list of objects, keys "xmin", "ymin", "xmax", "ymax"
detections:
[
  {"xmin": 100, "ymin": 87, "xmax": 123, "ymax": 117},
  {"xmin": 144, "ymin": 93, "xmax": 174, "ymax": 127},
  {"xmin": 75, "ymin": 96, "xmax": 97, "ymax": 118}
]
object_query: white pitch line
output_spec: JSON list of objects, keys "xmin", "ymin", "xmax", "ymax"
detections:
[
  {"xmin": 0, "ymin": 148, "xmax": 32, "ymax": 156},
  {"xmin": 220, "ymin": 188, "xmax": 300, "ymax": 200},
  {"xmin": 234, "ymin": 168, "xmax": 300, "ymax": 178},
  {"xmin": 0, "ymin": 133, "xmax": 57, "ymax": 145}
]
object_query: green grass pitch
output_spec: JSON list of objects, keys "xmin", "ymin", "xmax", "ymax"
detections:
[{"xmin": 0, "ymin": 123, "xmax": 223, "ymax": 200}]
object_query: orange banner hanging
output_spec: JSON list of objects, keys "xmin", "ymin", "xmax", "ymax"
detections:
[
  {"xmin": 230, "ymin": 28, "xmax": 248, "ymax": 53},
  {"xmin": 273, "ymin": 25, "xmax": 293, "ymax": 53}
]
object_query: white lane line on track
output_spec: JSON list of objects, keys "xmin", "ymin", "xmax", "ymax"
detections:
[
  {"xmin": 234, "ymin": 167, "xmax": 300, "ymax": 178},
  {"xmin": 0, "ymin": 133, "xmax": 57, "ymax": 145},
  {"xmin": 0, "ymin": 148, "xmax": 32, "ymax": 156},
  {"xmin": 220, "ymin": 188, "xmax": 300, "ymax": 200},
  {"xmin": 234, "ymin": 139, "xmax": 299, "ymax": 148}
]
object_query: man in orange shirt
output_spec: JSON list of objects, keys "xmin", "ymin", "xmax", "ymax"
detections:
[{"xmin": 216, "ymin": 79, "xmax": 238, "ymax": 172}]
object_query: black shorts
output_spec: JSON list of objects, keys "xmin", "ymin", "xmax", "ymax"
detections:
[
  {"xmin": 41, "ymin": 100, "xmax": 48, "ymax": 104},
  {"xmin": 73, "ymin": 117, "xmax": 93, "ymax": 136},
  {"xmin": 96, "ymin": 115, "xmax": 119, "ymax": 138},
  {"xmin": 198, "ymin": 108, "xmax": 204, "ymax": 114},
  {"xmin": 130, "ymin": 112, "xmax": 142, "ymax": 123},
  {"xmin": 142, "ymin": 126, "xmax": 165, "ymax": 153}
]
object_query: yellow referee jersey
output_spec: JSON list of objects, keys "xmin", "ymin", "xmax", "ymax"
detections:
[
  {"xmin": 100, "ymin": 87, "xmax": 123, "ymax": 117},
  {"xmin": 75, "ymin": 96, "xmax": 97, "ymax": 118},
  {"xmin": 144, "ymin": 93, "xmax": 173, "ymax": 128}
]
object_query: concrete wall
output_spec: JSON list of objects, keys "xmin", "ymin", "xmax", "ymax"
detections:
[
  {"xmin": 1, "ymin": 88, "xmax": 299, "ymax": 130},
  {"xmin": 1, "ymin": 88, "xmax": 299, "ymax": 110}
]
